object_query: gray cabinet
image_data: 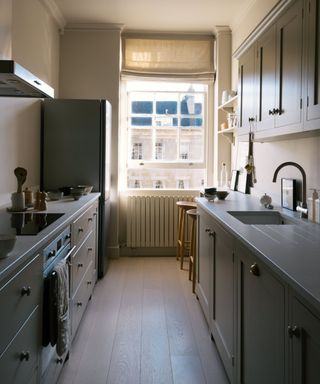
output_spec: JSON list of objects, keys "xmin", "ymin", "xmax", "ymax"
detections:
[
  {"xmin": 210, "ymin": 219, "xmax": 235, "ymax": 383},
  {"xmin": 238, "ymin": 45, "xmax": 256, "ymax": 138},
  {"xmin": 290, "ymin": 295, "xmax": 320, "ymax": 384},
  {"xmin": 70, "ymin": 202, "xmax": 98, "ymax": 339},
  {"xmin": 0, "ymin": 254, "xmax": 42, "ymax": 384},
  {"xmin": 236, "ymin": 243, "xmax": 286, "ymax": 384},
  {"xmin": 304, "ymin": 0, "xmax": 320, "ymax": 130},
  {"xmin": 196, "ymin": 207, "xmax": 214, "ymax": 324},
  {"xmin": 255, "ymin": 0, "xmax": 303, "ymax": 140}
]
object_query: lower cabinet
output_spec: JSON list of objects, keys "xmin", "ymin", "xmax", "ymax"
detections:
[
  {"xmin": 211, "ymin": 219, "xmax": 235, "ymax": 383},
  {"xmin": 290, "ymin": 295, "xmax": 320, "ymax": 384},
  {"xmin": 196, "ymin": 207, "xmax": 214, "ymax": 324},
  {"xmin": 197, "ymin": 207, "xmax": 320, "ymax": 384},
  {"xmin": 236, "ymin": 243, "xmax": 286, "ymax": 384}
]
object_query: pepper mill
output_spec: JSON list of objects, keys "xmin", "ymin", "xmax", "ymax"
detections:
[
  {"xmin": 38, "ymin": 192, "xmax": 47, "ymax": 211},
  {"xmin": 34, "ymin": 190, "xmax": 41, "ymax": 210}
]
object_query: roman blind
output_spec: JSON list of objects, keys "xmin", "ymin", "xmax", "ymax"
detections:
[{"xmin": 121, "ymin": 34, "xmax": 215, "ymax": 79}]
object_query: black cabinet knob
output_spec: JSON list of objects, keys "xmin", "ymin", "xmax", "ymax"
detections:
[
  {"xmin": 21, "ymin": 286, "xmax": 31, "ymax": 296},
  {"xmin": 250, "ymin": 263, "xmax": 260, "ymax": 276},
  {"xmin": 20, "ymin": 351, "xmax": 30, "ymax": 361},
  {"xmin": 288, "ymin": 325, "xmax": 300, "ymax": 338}
]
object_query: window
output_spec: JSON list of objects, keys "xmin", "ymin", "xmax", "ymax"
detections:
[{"xmin": 122, "ymin": 80, "xmax": 208, "ymax": 190}]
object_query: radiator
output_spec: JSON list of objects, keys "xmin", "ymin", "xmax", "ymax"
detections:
[{"xmin": 126, "ymin": 195, "xmax": 195, "ymax": 248}]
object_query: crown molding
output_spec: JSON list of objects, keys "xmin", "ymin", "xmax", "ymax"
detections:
[
  {"xmin": 65, "ymin": 23, "xmax": 125, "ymax": 32},
  {"xmin": 233, "ymin": 0, "xmax": 294, "ymax": 58},
  {"xmin": 39, "ymin": 0, "xmax": 66, "ymax": 31},
  {"xmin": 213, "ymin": 26, "xmax": 231, "ymax": 36}
]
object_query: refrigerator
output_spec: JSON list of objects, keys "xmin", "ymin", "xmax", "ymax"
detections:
[{"xmin": 40, "ymin": 99, "xmax": 112, "ymax": 277}]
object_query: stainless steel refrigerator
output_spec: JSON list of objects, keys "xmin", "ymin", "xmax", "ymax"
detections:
[{"xmin": 40, "ymin": 99, "xmax": 112, "ymax": 277}]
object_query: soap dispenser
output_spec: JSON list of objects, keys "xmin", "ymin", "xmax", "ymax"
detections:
[{"xmin": 308, "ymin": 189, "xmax": 319, "ymax": 223}]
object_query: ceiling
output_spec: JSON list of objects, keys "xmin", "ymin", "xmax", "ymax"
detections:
[{"xmin": 53, "ymin": 0, "xmax": 255, "ymax": 32}]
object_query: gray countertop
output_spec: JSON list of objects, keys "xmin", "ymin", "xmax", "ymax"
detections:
[
  {"xmin": 0, "ymin": 193, "xmax": 100, "ymax": 282},
  {"xmin": 197, "ymin": 192, "xmax": 320, "ymax": 313}
]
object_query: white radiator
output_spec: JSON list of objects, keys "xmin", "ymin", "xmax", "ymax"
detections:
[{"xmin": 126, "ymin": 195, "xmax": 195, "ymax": 248}]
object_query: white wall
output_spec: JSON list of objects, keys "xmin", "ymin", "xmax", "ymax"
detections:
[
  {"xmin": 0, "ymin": 0, "xmax": 60, "ymax": 207},
  {"xmin": 231, "ymin": 0, "xmax": 320, "ymax": 207},
  {"xmin": 59, "ymin": 27, "xmax": 121, "ymax": 256}
]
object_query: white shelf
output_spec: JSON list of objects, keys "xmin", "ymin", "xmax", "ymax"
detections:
[
  {"xmin": 218, "ymin": 95, "xmax": 238, "ymax": 113},
  {"xmin": 218, "ymin": 127, "xmax": 236, "ymax": 144}
]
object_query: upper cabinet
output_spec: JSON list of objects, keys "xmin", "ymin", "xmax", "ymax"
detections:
[
  {"xmin": 238, "ymin": 45, "xmax": 256, "ymax": 137},
  {"xmin": 237, "ymin": 0, "xmax": 320, "ymax": 141},
  {"xmin": 304, "ymin": 0, "xmax": 320, "ymax": 130}
]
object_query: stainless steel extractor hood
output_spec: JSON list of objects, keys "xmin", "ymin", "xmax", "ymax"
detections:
[{"xmin": 0, "ymin": 60, "xmax": 54, "ymax": 98}]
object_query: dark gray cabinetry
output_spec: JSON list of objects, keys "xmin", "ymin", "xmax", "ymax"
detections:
[
  {"xmin": 196, "ymin": 207, "xmax": 214, "ymax": 324},
  {"xmin": 210, "ymin": 219, "xmax": 235, "ymax": 383},
  {"xmin": 255, "ymin": 0, "xmax": 303, "ymax": 140},
  {"xmin": 238, "ymin": 45, "xmax": 256, "ymax": 138},
  {"xmin": 236, "ymin": 243, "xmax": 286, "ymax": 384},
  {"xmin": 0, "ymin": 254, "xmax": 42, "ymax": 384},
  {"xmin": 290, "ymin": 295, "xmax": 320, "ymax": 384},
  {"xmin": 304, "ymin": 0, "xmax": 320, "ymax": 130},
  {"xmin": 70, "ymin": 202, "xmax": 98, "ymax": 339}
]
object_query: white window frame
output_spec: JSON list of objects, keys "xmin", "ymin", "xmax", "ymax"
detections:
[{"xmin": 119, "ymin": 78, "xmax": 212, "ymax": 191}]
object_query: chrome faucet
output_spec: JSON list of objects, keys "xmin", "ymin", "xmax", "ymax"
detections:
[{"xmin": 272, "ymin": 161, "xmax": 308, "ymax": 218}]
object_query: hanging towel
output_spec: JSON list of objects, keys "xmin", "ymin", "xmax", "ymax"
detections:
[
  {"xmin": 53, "ymin": 259, "xmax": 70, "ymax": 357},
  {"xmin": 42, "ymin": 272, "xmax": 58, "ymax": 347}
]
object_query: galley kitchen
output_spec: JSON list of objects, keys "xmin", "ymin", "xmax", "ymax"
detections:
[{"xmin": 0, "ymin": 0, "xmax": 320, "ymax": 383}]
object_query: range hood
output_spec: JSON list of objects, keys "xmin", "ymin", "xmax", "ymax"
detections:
[{"xmin": 0, "ymin": 60, "xmax": 54, "ymax": 98}]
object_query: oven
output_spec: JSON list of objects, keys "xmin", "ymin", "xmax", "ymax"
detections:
[{"xmin": 41, "ymin": 226, "xmax": 75, "ymax": 384}]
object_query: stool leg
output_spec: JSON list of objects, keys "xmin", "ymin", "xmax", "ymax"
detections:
[
  {"xmin": 188, "ymin": 219, "xmax": 194, "ymax": 281},
  {"xmin": 180, "ymin": 211, "xmax": 186, "ymax": 269},
  {"xmin": 176, "ymin": 207, "xmax": 182, "ymax": 260},
  {"xmin": 192, "ymin": 223, "xmax": 196, "ymax": 293}
]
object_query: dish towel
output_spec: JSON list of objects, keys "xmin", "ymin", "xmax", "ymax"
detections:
[{"xmin": 54, "ymin": 259, "xmax": 70, "ymax": 357}]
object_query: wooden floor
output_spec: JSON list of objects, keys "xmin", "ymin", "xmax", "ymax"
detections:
[{"xmin": 58, "ymin": 257, "xmax": 229, "ymax": 384}]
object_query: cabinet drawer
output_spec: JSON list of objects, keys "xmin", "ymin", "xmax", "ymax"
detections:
[
  {"xmin": 71, "ymin": 204, "xmax": 97, "ymax": 247},
  {"xmin": 71, "ymin": 231, "xmax": 95, "ymax": 294},
  {"xmin": 41, "ymin": 347, "xmax": 68, "ymax": 384},
  {"xmin": 0, "ymin": 307, "xmax": 40, "ymax": 384},
  {"xmin": 0, "ymin": 254, "xmax": 41, "ymax": 354},
  {"xmin": 71, "ymin": 261, "xmax": 94, "ymax": 339}
]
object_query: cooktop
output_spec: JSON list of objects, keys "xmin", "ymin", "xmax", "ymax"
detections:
[{"xmin": 0, "ymin": 212, "xmax": 64, "ymax": 236}]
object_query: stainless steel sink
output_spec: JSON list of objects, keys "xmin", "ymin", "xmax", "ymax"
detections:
[{"xmin": 227, "ymin": 211, "xmax": 294, "ymax": 225}]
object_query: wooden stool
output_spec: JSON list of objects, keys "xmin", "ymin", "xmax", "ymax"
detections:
[
  {"xmin": 187, "ymin": 209, "xmax": 198, "ymax": 293},
  {"xmin": 176, "ymin": 201, "xmax": 197, "ymax": 270}
]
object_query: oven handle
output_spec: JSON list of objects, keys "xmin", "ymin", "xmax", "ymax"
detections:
[{"xmin": 64, "ymin": 245, "xmax": 76, "ymax": 264}]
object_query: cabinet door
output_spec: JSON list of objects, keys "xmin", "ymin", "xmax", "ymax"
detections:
[
  {"xmin": 238, "ymin": 45, "xmax": 256, "ymax": 137},
  {"xmin": 290, "ymin": 296, "xmax": 320, "ymax": 384},
  {"xmin": 211, "ymin": 221, "xmax": 235, "ymax": 382},
  {"xmin": 237, "ymin": 244, "xmax": 286, "ymax": 384},
  {"xmin": 305, "ymin": 0, "xmax": 320, "ymax": 127},
  {"xmin": 256, "ymin": 24, "xmax": 277, "ymax": 132},
  {"xmin": 196, "ymin": 208, "xmax": 214, "ymax": 324},
  {"xmin": 275, "ymin": 0, "xmax": 303, "ymax": 130}
]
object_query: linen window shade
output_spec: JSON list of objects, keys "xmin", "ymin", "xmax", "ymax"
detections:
[{"xmin": 122, "ymin": 36, "xmax": 215, "ymax": 79}]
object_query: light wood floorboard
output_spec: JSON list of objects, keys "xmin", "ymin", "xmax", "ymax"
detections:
[{"xmin": 58, "ymin": 257, "xmax": 228, "ymax": 384}]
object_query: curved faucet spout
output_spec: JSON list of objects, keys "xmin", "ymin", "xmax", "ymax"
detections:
[{"xmin": 272, "ymin": 161, "xmax": 307, "ymax": 214}]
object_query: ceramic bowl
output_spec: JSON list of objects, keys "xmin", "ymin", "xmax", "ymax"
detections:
[
  {"xmin": 47, "ymin": 190, "xmax": 63, "ymax": 201},
  {"xmin": 0, "ymin": 234, "xmax": 17, "ymax": 258},
  {"xmin": 71, "ymin": 187, "xmax": 86, "ymax": 200},
  {"xmin": 216, "ymin": 191, "xmax": 229, "ymax": 200},
  {"xmin": 77, "ymin": 185, "xmax": 93, "ymax": 195}
]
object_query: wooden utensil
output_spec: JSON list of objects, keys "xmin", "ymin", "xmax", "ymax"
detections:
[{"xmin": 14, "ymin": 167, "xmax": 27, "ymax": 193}]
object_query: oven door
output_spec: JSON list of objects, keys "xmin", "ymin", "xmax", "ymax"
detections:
[{"xmin": 41, "ymin": 244, "xmax": 74, "ymax": 384}]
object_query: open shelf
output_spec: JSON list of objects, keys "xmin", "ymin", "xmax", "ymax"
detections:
[
  {"xmin": 218, "ymin": 95, "xmax": 238, "ymax": 113},
  {"xmin": 218, "ymin": 127, "xmax": 235, "ymax": 144}
]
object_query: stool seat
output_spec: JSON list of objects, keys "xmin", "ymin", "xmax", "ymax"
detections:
[
  {"xmin": 186, "ymin": 209, "xmax": 198, "ymax": 293},
  {"xmin": 176, "ymin": 201, "xmax": 197, "ymax": 270}
]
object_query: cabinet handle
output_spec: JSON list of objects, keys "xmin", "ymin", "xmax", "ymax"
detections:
[
  {"xmin": 268, "ymin": 109, "xmax": 275, "ymax": 115},
  {"xmin": 65, "ymin": 234, "xmax": 71, "ymax": 240},
  {"xmin": 248, "ymin": 117, "xmax": 255, "ymax": 122},
  {"xmin": 20, "ymin": 351, "xmax": 30, "ymax": 361},
  {"xmin": 78, "ymin": 227, "xmax": 84, "ymax": 233},
  {"xmin": 77, "ymin": 302, "xmax": 83, "ymax": 307},
  {"xmin": 88, "ymin": 247, "xmax": 93, "ymax": 252},
  {"xmin": 56, "ymin": 358, "xmax": 64, "ymax": 364},
  {"xmin": 48, "ymin": 250, "xmax": 56, "ymax": 258},
  {"xmin": 88, "ymin": 217, "xmax": 93, "ymax": 222},
  {"xmin": 250, "ymin": 263, "xmax": 260, "ymax": 276},
  {"xmin": 87, "ymin": 281, "xmax": 92, "ymax": 285},
  {"xmin": 205, "ymin": 228, "xmax": 211, "ymax": 232},
  {"xmin": 274, "ymin": 108, "xmax": 280, "ymax": 115},
  {"xmin": 78, "ymin": 263, "xmax": 84, "ymax": 268},
  {"xmin": 209, "ymin": 231, "xmax": 215, "ymax": 237},
  {"xmin": 21, "ymin": 286, "xmax": 31, "ymax": 296},
  {"xmin": 287, "ymin": 325, "xmax": 300, "ymax": 338}
]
